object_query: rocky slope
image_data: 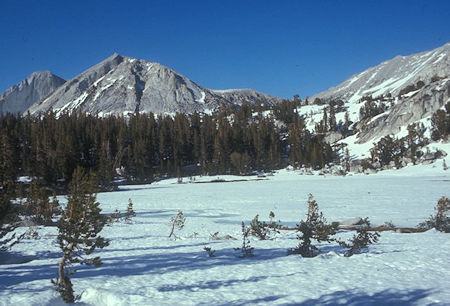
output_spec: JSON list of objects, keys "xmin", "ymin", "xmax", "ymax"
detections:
[
  {"xmin": 302, "ymin": 42, "xmax": 450, "ymax": 158},
  {"xmin": 312, "ymin": 43, "xmax": 450, "ymax": 104},
  {"xmin": 0, "ymin": 71, "xmax": 65, "ymax": 115},
  {"xmin": 25, "ymin": 54, "xmax": 282, "ymax": 116}
]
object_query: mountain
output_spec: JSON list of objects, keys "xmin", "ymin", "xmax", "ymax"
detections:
[
  {"xmin": 0, "ymin": 71, "xmax": 65, "ymax": 115},
  {"xmin": 211, "ymin": 88, "xmax": 281, "ymax": 106},
  {"xmin": 312, "ymin": 43, "xmax": 450, "ymax": 104},
  {"xmin": 25, "ymin": 54, "xmax": 282, "ymax": 116},
  {"xmin": 302, "ymin": 42, "xmax": 450, "ymax": 158}
]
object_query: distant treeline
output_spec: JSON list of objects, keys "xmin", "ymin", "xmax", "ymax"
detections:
[{"xmin": 0, "ymin": 101, "xmax": 334, "ymax": 189}]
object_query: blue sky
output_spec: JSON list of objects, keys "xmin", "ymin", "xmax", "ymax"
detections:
[{"xmin": 1, "ymin": 0, "xmax": 449, "ymax": 98}]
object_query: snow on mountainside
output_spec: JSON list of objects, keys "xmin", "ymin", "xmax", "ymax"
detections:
[
  {"xmin": 25, "ymin": 54, "xmax": 282, "ymax": 116},
  {"xmin": 312, "ymin": 43, "xmax": 450, "ymax": 104},
  {"xmin": 302, "ymin": 42, "xmax": 450, "ymax": 159},
  {"xmin": 0, "ymin": 71, "xmax": 65, "ymax": 115}
]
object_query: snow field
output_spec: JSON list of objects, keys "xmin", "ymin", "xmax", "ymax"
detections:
[{"xmin": 1, "ymin": 170, "xmax": 449, "ymax": 305}]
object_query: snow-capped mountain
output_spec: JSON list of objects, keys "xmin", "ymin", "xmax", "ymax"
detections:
[
  {"xmin": 24, "ymin": 54, "xmax": 282, "ymax": 116},
  {"xmin": 304, "ymin": 42, "xmax": 450, "ymax": 157},
  {"xmin": 0, "ymin": 71, "xmax": 65, "ymax": 115}
]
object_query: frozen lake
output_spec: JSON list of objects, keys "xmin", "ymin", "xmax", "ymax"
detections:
[{"xmin": 1, "ymin": 170, "xmax": 449, "ymax": 305}]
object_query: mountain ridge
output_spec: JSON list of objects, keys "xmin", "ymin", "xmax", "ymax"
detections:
[{"xmin": 24, "ymin": 53, "xmax": 282, "ymax": 116}]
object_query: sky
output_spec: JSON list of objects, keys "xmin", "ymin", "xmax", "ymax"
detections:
[{"xmin": 1, "ymin": 0, "xmax": 449, "ymax": 98}]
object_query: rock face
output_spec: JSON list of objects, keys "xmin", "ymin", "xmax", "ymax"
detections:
[
  {"xmin": 25, "ymin": 54, "xmax": 283, "ymax": 116},
  {"xmin": 357, "ymin": 78, "xmax": 450, "ymax": 143},
  {"xmin": 0, "ymin": 71, "xmax": 65, "ymax": 114}
]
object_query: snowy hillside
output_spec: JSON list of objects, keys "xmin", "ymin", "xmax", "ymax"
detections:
[
  {"xmin": 312, "ymin": 43, "xmax": 450, "ymax": 104},
  {"xmin": 300, "ymin": 42, "xmax": 450, "ymax": 160},
  {"xmin": 1, "ymin": 170, "xmax": 449, "ymax": 305}
]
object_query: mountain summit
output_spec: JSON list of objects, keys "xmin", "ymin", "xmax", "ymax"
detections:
[
  {"xmin": 25, "ymin": 54, "xmax": 282, "ymax": 116},
  {"xmin": 0, "ymin": 71, "xmax": 65, "ymax": 114}
]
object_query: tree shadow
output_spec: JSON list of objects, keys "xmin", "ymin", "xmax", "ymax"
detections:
[
  {"xmin": 0, "ymin": 261, "xmax": 57, "ymax": 289},
  {"xmin": 158, "ymin": 275, "xmax": 269, "ymax": 292},
  {"xmin": 100, "ymin": 241, "xmax": 215, "ymax": 253},
  {"xmin": 213, "ymin": 295, "xmax": 287, "ymax": 306},
  {"xmin": 0, "ymin": 246, "xmax": 289, "ymax": 289},
  {"xmin": 0, "ymin": 251, "xmax": 36, "ymax": 265},
  {"xmin": 158, "ymin": 271, "xmax": 302, "ymax": 293},
  {"xmin": 74, "ymin": 247, "xmax": 289, "ymax": 279},
  {"xmin": 292, "ymin": 288, "xmax": 433, "ymax": 305}
]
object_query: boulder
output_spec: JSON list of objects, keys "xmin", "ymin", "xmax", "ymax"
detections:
[{"xmin": 337, "ymin": 217, "xmax": 364, "ymax": 229}]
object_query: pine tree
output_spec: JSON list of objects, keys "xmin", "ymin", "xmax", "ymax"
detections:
[
  {"xmin": 168, "ymin": 210, "xmax": 185, "ymax": 238},
  {"xmin": 25, "ymin": 181, "xmax": 56, "ymax": 225},
  {"xmin": 236, "ymin": 221, "xmax": 254, "ymax": 258},
  {"xmin": 339, "ymin": 218, "xmax": 379, "ymax": 257},
  {"xmin": 329, "ymin": 103, "xmax": 336, "ymax": 131},
  {"xmin": 53, "ymin": 167, "xmax": 109, "ymax": 303},
  {"xmin": 344, "ymin": 148, "xmax": 351, "ymax": 172},
  {"xmin": 0, "ymin": 181, "xmax": 22, "ymax": 252},
  {"xmin": 125, "ymin": 198, "xmax": 136, "ymax": 221},
  {"xmin": 419, "ymin": 196, "xmax": 450, "ymax": 233},
  {"xmin": 289, "ymin": 194, "xmax": 336, "ymax": 257}
]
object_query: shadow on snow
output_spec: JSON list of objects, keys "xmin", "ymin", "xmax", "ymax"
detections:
[{"xmin": 292, "ymin": 288, "xmax": 433, "ymax": 306}]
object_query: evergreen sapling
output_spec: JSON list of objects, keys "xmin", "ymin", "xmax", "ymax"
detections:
[
  {"xmin": 289, "ymin": 194, "xmax": 336, "ymax": 257},
  {"xmin": 169, "ymin": 210, "xmax": 186, "ymax": 238},
  {"xmin": 338, "ymin": 217, "xmax": 380, "ymax": 257},
  {"xmin": 125, "ymin": 198, "xmax": 136, "ymax": 221},
  {"xmin": 235, "ymin": 221, "xmax": 254, "ymax": 258},
  {"xmin": 53, "ymin": 167, "xmax": 109, "ymax": 303},
  {"xmin": 419, "ymin": 196, "xmax": 450, "ymax": 233}
]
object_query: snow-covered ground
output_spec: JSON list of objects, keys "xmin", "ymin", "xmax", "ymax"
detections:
[{"xmin": 1, "ymin": 169, "xmax": 449, "ymax": 305}]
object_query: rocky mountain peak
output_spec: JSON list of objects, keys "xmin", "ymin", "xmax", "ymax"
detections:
[
  {"xmin": 25, "ymin": 54, "xmax": 282, "ymax": 116},
  {"xmin": 0, "ymin": 71, "xmax": 65, "ymax": 115}
]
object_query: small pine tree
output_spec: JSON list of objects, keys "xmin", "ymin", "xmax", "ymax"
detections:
[
  {"xmin": 269, "ymin": 211, "xmax": 275, "ymax": 225},
  {"xmin": 169, "ymin": 210, "xmax": 186, "ymax": 238},
  {"xmin": 235, "ymin": 221, "xmax": 254, "ymax": 258},
  {"xmin": 53, "ymin": 167, "xmax": 109, "ymax": 303},
  {"xmin": 339, "ymin": 218, "xmax": 380, "ymax": 257},
  {"xmin": 0, "ymin": 182, "xmax": 23, "ymax": 252},
  {"xmin": 203, "ymin": 247, "xmax": 216, "ymax": 257},
  {"xmin": 125, "ymin": 198, "xmax": 136, "ymax": 221},
  {"xmin": 344, "ymin": 148, "xmax": 351, "ymax": 173},
  {"xmin": 25, "ymin": 182, "xmax": 59, "ymax": 225},
  {"xmin": 419, "ymin": 196, "xmax": 450, "ymax": 233},
  {"xmin": 249, "ymin": 214, "xmax": 270, "ymax": 240},
  {"xmin": 289, "ymin": 194, "xmax": 336, "ymax": 257}
]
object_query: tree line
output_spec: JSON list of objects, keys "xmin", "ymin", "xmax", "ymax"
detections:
[{"xmin": 0, "ymin": 101, "xmax": 334, "ymax": 191}]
